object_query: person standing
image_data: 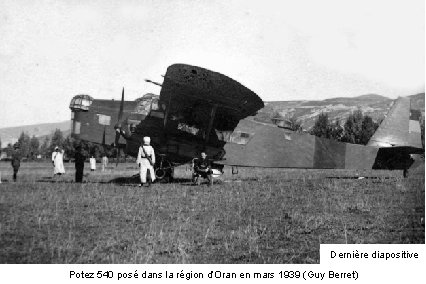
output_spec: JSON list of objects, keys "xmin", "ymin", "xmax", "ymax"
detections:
[
  {"xmin": 136, "ymin": 136, "xmax": 156, "ymax": 187},
  {"xmin": 11, "ymin": 144, "xmax": 21, "ymax": 182},
  {"xmin": 101, "ymin": 155, "xmax": 108, "ymax": 171},
  {"xmin": 89, "ymin": 156, "xmax": 96, "ymax": 171},
  {"xmin": 74, "ymin": 145, "xmax": 86, "ymax": 183},
  {"xmin": 52, "ymin": 146, "xmax": 65, "ymax": 176}
]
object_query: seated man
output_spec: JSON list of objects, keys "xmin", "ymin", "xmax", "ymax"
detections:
[{"xmin": 192, "ymin": 152, "xmax": 213, "ymax": 185}]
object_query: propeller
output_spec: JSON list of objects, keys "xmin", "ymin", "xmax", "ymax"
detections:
[
  {"xmin": 101, "ymin": 126, "xmax": 106, "ymax": 145},
  {"xmin": 114, "ymin": 87, "xmax": 125, "ymax": 166},
  {"xmin": 114, "ymin": 88, "xmax": 125, "ymax": 145}
]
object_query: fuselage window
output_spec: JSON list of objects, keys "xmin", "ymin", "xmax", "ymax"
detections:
[
  {"xmin": 97, "ymin": 114, "xmax": 111, "ymax": 125},
  {"xmin": 74, "ymin": 121, "xmax": 81, "ymax": 134},
  {"xmin": 70, "ymin": 113, "xmax": 74, "ymax": 135},
  {"xmin": 230, "ymin": 131, "xmax": 253, "ymax": 145},
  {"xmin": 215, "ymin": 130, "xmax": 253, "ymax": 145}
]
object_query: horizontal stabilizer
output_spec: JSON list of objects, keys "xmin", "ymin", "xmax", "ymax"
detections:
[{"xmin": 367, "ymin": 97, "xmax": 423, "ymax": 149}]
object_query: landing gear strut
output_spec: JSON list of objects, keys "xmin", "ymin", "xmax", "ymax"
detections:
[{"xmin": 155, "ymin": 154, "xmax": 174, "ymax": 182}]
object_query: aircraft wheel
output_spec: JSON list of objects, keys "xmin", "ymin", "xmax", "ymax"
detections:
[
  {"xmin": 155, "ymin": 168, "xmax": 167, "ymax": 180},
  {"xmin": 155, "ymin": 159, "xmax": 173, "ymax": 182}
]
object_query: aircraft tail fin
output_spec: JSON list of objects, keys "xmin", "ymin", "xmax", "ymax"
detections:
[{"xmin": 367, "ymin": 96, "xmax": 423, "ymax": 150}]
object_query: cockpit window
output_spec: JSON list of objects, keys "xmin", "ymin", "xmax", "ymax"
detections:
[
  {"xmin": 134, "ymin": 99, "xmax": 151, "ymax": 115},
  {"xmin": 215, "ymin": 130, "xmax": 254, "ymax": 145},
  {"xmin": 81, "ymin": 99, "xmax": 91, "ymax": 107},
  {"xmin": 69, "ymin": 94, "xmax": 93, "ymax": 111},
  {"xmin": 151, "ymin": 99, "xmax": 159, "ymax": 111},
  {"xmin": 133, "ymin": 95, "xmax": 164, "ymax": 118}
]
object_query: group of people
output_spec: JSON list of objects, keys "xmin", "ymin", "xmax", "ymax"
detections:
[
  {"xmin": 7, "ymin": 144, "xmax": 66, "ymax": 182},
  {"xmin": 136, "ymin": 136, "xmax": 214, "ymax": 187},
  {"xmin": 7, "ymin": 144, "xmax": 110, "ymax": 183},
  {"xmin": 6, "ymin": 137, "xmax": 215, "ymax": 186},
  {"xmin": 52, "ymin": 146, "xmax": 109, "ymax": 182}
]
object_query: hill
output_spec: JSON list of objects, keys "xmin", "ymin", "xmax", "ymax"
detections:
[
  {"xmin": 253, "ymin": 93, "xmax": 424, "ymax": 130},
  {"xmin": 0, "ymin": 121, "xmax": 70, "ymax": 148}
]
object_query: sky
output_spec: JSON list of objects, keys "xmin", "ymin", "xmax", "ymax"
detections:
[{"xmin": 0, "ymin": 0, "xmax": 424, "ymax": 128}]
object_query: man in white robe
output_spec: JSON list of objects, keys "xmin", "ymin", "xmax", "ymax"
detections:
[
  {"xmin": 52, "ymin": 146, "xmax": 65, "ymax": 175},
  {"xmin": 101, "ymin": 155, "xmax": 108, "ymax": 171},
  {"xmin": 136, "ymin": 137, "xmax": 156, "ymax": 186},
  {"xmin": 89, "ymin": 156, "xmax": 96, "ymax": 171}
]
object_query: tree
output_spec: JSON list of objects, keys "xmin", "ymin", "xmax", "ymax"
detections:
[
  {"xmin": 63, "ymin": 135, "xmax": 75, "ymax": 160},
  {"xmin": 287, "ymin": 115, "xmax": 303, "ymax": 132},
  {"xmin": 49, "ymin": 129, "xmax": 64, "ymax": 153},
  {"xmin": 360, "ymin": 116, "xmax": 378, "ymax": 145},
  {"xmin": 40, "ymin": 137, "xmax": 50, "ymax": 158},
  {"xmin": 29, "ymin": 135, "xmax": 40, "ymax": 159},
  {"xmin": 342, "ymin": 110, "xmax": 379, "ymax": 145},
  {"xmin": 310, "ymin": 110, "xmax": 379, "ymax": 145},
  {"xmin": 342, "ymin": 110, "xmax": 363, "ymax": 144},
  {"xmin": 17, "ymin": 132, "xmax": 31, "ymax": 158},
  {"xmin": 310, "ymin": 113, "xmax": 332, "ymax": 138},
  {"xmin": 329, "ymin": 120, "xmax": 344, "ymax": 141},
  {"xmin": 271, "ymin": 111, "xmax": 283, "ymax": 120},
  {"xmin": 5, "ymin": 143, "xmax": 14, "ymax": 157}
]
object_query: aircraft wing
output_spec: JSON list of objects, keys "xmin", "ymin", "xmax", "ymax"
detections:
[{"xmin": 159, "ymin": 64, "xmax": 264, "ymax": 131}]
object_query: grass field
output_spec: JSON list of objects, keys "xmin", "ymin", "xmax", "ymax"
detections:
[{"xmin": 0, "ymin": 161, "xmax": 424, "ymax": 263}]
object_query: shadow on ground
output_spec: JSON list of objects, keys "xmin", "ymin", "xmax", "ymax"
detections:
[
  {"xmin": 27, "ymin": 175, "xmax": 216, "ymax": 186},
  {"xmin": 108, "ymin": 174, "xmax": 198, "ymax": 186}
]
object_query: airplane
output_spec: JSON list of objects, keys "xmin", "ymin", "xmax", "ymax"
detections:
[{"xmin": 69, "ymin": 63, "xmax": 424, "ymax": 180}]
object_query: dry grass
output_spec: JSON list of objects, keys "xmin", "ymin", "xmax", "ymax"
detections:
[{"xmin": 0, "ymin": 161, "xmax": 424, "ymax": 263}]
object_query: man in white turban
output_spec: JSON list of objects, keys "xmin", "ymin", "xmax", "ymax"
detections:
[{"xmin": 136, "ymin": 136, "xmax": 156, "ymax": 186}]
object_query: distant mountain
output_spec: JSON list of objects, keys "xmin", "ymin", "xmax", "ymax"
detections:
[
  {"xmin": 253, "ymin": 93, "xmax": 424, "ymax": 130},
  {"xmin": 0, "ymin": 121, "xmax": 70, "ymax": 148}
]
